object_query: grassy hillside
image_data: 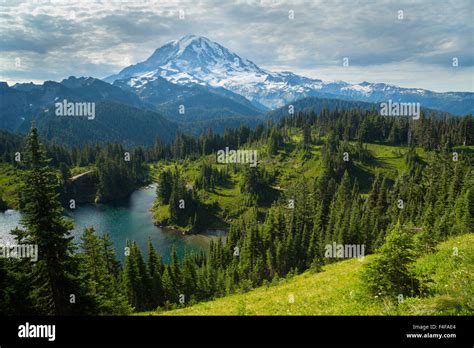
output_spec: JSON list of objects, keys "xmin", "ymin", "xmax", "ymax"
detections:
[
  {"xmin": 0, "ymin": 163, "xmax": 97, "ymax": 210},
  {"xmin": 139, "ymin": 234, "xmax": 473, "ymax": 316},
  {"xmin": 0, "ymin": 163, "xmax": 21, "ymax": 209},
  {"xmin": 149, "ymin": 125, "xmax": 473, "ymax": 231}
]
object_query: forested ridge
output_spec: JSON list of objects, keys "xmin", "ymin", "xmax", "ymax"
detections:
[{"xmin": 0, "ymin": 108, "xmax": 472, "ymax": 315}]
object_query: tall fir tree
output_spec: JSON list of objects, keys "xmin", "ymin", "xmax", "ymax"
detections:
[
  {"xmin": 79, "ymin": 227, "xmax": 131, "ymax": 314},
  {"xmin": 12, "ymin": 124, "xmax": 87, "ymax": 315}
]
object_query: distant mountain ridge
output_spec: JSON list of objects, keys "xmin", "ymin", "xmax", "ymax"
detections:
[
  {"xmin": 106, "ymin": 35, "xmax": 473, "ymax": 116},
  {"xmin": 0, "ymin": 77, "xmax": 178, "ymax": 146},
  {"xmin": 264, "ymin": 96, "xmax": 455, "ymax": 122},
  {"xmin": 0, "ymin": 75, "xmax": 463, "ymax": 147},
  {"xmin": 112, "ymin": 74, "xmax": 263, "ymax": 122},
  {"xmin": 0, "ymin": 35, "xmax": 472, "ymax": 146}
]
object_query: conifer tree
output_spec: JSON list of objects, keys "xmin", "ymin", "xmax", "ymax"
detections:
[
  {"xmin": 362, "ymin": 222, "xmax": 419, "ymax": 298},
  {"xmin": 147, "ymin": 239, "xmax": 164, "ymax": 307},
  {"xmin": 79, "ymin": 227, "xmax": 131, "ymax": 314},
  {"xmin": 101, "ymin": 233, "xmax": 121, "ymax": 280},
  {"xmin": 170, "ymin": 246, "xmax": 183, "ymax": 296},
  {"xmin": 161, "ymin": 266, "xmax": 175, "ymax": 305},
  {"xmin": 12, "ymin": 125, "xmax": 85, "ymax": 315},
  {"xmin": 123, "ymin": 241, "xmax": 141, "ymax": 310}
]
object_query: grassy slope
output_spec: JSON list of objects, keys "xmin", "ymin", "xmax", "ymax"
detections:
[
  {"xmin": 149, "ymin": 129, "xmax": 474, "ymax": 229},
  {"xmin": 139, "ymin": 234, "xmax": 473, "ymax": 316},
  {"xmin": 0, "ymin": 163, "xmax": 21, "ymax": 208},
  {"xmin": 0, "ymin": 163, "xmax": 97, "ymax": 209}
]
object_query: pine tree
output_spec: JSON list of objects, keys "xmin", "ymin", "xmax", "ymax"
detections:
[
  {"xmin": 79, "ymin": 227, "xmax": 131, "ymax": 314},
  {"xmin": 453, "ymin": 170, "xmax": 474, "ymax": 234},
  {"xmin": 0, "ymin": 257, "xmax": 35, "ymax": 315},
  {"xmin": 101, "ymin": 233, "xmax": 121, "ymax": 280},
  {"xmin": 302, "ymin": 124, "xmax": 312, "ymax": 148},
  {"xmin": 147, "ymin": 239, "xmax": 164, "ymax": 307},
  {"xmin": 157, "ymin": 169, "xmax": 172, "ymax": 204},
  {"xmin": 123, "ymin": 241, "xmax": 141, "ymax": 310},
  {"xmin": 134, "ymin": 242, "xmax": 153, "ymax": 310},
  {"xmin": 161, "ymin": 266, "xmax": 175, "ymax": 306},
  {"xmin": 170, "ymin": 246, "xmax": 182, "ymax": 296},
  {"xmin": 12, "ymin": 125, "xmax": 85, "ymax": 315},
  {"xmin": 181, "ymin": 252, "xmax": 197, "ymax": 303}
]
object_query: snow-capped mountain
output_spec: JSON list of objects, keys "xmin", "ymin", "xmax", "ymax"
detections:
[{"xmin": 105, "ymin": 35, "xmax": 473, "ymax": 115}]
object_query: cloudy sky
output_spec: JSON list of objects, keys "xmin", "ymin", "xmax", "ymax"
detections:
[{"xmin": 1, "ymin": 0, "xmax": 472, "ymax": 92}]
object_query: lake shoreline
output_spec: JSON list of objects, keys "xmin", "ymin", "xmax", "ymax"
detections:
[{"xmin": 0, "ymin": 185, "xmax": 226, "ymax": 263}]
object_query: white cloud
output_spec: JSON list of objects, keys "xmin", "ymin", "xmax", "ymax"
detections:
[{"xmin": 0, "ymin": 0, "xmax": 472, "ymax": 91}]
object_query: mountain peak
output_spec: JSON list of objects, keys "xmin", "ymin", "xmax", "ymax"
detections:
[
  {"xmin": 148, "ymin": 34, "xmax": 260, "ymax": 71},
  {"xmin": 106, "ymin": 35, "xmax": 264, "ymax": 84},
  {"xmin": 175, "ymin": 34, "xmax": 212, "ymax": 46},
  {"xmin": 168, "ymin": 34, "xmax": 225, "ymax": 61},
  {"xmin": 159, "ymin": 34, "xmax": 213, "ymax": 57},
  {"xmin": 103, "ymin": 36, "xmax": 473, "ymax": 114}
]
